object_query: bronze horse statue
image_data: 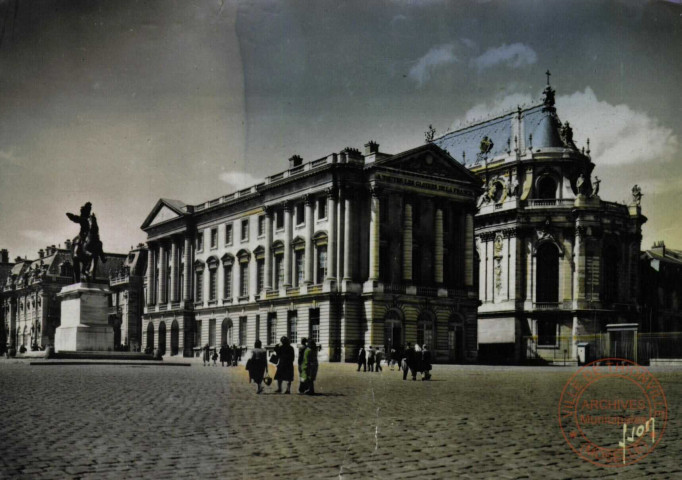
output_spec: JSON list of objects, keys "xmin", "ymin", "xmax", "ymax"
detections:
[{"xmin": 67, "ymin": 203, "xmax": 107, "ymax": 283}]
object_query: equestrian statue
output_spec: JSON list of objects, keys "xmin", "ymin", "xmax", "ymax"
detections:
[{"xmin": 66, "ymin": 202, "xmax": 107, "ymax": 283}]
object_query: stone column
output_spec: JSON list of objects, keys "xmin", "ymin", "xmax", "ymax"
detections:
[
  {"xmin": 434, "ymin": 205, "xmax": 444, "ymax": 284},
  {"xmin": 402, "ymin": 202, "xmax": 413, "ymax": 282},
  {"xmin": 146, "ymin": 243, "xmax": 155, "ymax": 305},
  {"xmin": 264, "ymin": 207, "xmax": 273, "ymax": 290},
  {"xmin": 368, "ymin": 187, "xmax": 381, "ymax": 281},
  {"xmin": 464, "ymin": 212, "xmax": 475, "ymax": 287},
  {"xmin": 170, "ymin": 240, "xmax": 179, "ymax": 303},
  {"xmin": 327, "ymin": 187, "xmax": 337, "ymax": 280},
  {"xmin": 8, "ymin": 299, "xmax": 16, "ymax": 347},
  {"xmin": 283, "ymin": 202, "xmax": 293, "ymax": 287},
  {"xmin": 343, "ymin": 187, "xmax": 354, "ymax": 281},
  {"xmin": 573, "ymin": 226, "xmax": 586, "ymax": 304},
  {"xmin": 304, "ymin": 195, "xmax": 314, "ymax": 284},
  {"xmin": 337, "ymin": 188, "xmax": 345, "ymax": 282},
  {"xmin": 157, "ymin": 243, "xmax": 166, "ymax": 304},
  {"xmin": 182, "ymin": 235, "xmax": 192, "ymax": 302}
]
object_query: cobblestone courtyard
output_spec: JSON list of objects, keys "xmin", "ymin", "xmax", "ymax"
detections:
[{"xmin": 1, "ymin": 360, "xmax": 680, "ymax": 479}]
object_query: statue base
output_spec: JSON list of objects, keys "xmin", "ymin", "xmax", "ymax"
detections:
[{"xmin": 54, "ymin": 282, "xmax": 114, "ymax": 352}]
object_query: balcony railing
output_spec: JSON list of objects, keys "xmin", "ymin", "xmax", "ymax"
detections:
[
  {"xmin": 534, "ymin": 302, "xmax": 561, "ymax": 310},
  {"xmin": 525, "ymin": 199, "xmax": 575, "ymax": 209}
]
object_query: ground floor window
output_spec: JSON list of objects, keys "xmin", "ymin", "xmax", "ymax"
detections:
[
  {"xmin": 309, "ymin": 308, "xmax": 320, "ymax": 343},
  {"xmin": 267, "ymin": 313, "xmax": 277, "ymax": 346},
  {"xmin": 288, "ymin": 311, "xmax": 298, "ymax": 343},
  {"xmin": 537, "ymin": 319, "xmax": 557, "ymax": 347},
  {"xmin": 239, "ymin": 317, "xmax": 247, "ymax": 346}
]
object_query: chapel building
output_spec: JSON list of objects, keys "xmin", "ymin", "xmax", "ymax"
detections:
[
  {"xmin": 433, "ymin": 78, "xmax": 646, "ymax": 363},
  {"xmin": 140, "ymin": 142, "xmax": 481, "ymax": 362}
]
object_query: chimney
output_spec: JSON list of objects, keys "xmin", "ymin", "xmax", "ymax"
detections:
[
  {"xmin": 364, "ymin": 141, "xmax": 379, "ymax": 156},
  {"xmin": 38, "ymin": 249, "xmax": 45, "ymax": 259},
  {"xmin": 0, "ymin": 249, "xmax": 8, "ymax": 263},
  {"xmin": 15, "ymin": 256, "xmax": 23, "ymax": 263},
  {"xmin": 289, "ymin": 155, "xmax": 303, "ymax": 169},
  {"xmin": 64, "ymin": 239, "xmax": 72, "ymax": 250}
]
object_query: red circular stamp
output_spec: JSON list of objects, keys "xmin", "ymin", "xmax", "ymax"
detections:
[{"xmin": 558, "ymin": 358, "xmax": 668, "ymax": 467}]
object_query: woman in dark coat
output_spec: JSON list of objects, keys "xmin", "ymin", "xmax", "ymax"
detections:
[
  {"xmin": 219, "ymin": 344, "xmax": 229, "ymax": 367},
  {"xmin": 247, "ymin": 340, "xmax": 268, "ymax": 394},
  {"xmin": 274, "ymin": 336, "xmax": 295, "ymax": 394}
]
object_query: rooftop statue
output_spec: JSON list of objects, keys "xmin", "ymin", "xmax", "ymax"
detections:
[
  {"xmin": 632, "ymin": 185, "xmax": 643, "ymax": 206},
  {"xmin": 66, "ymin": 202, "xmax": 107, "ymax": 283}
]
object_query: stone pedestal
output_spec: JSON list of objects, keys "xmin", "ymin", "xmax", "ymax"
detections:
[{"xmin": 54, "ymin": 282, "xmax": 114, "ymax": 352}]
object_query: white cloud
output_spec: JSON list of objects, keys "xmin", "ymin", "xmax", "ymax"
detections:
[
  {"xmin": 471, "ymin": 43, "xmax": 537, "ymax": 71},
  {"xmin": 557, "ymin": 88, "xmax": 678, "ymax": 167},
  {"xmin": 219, "ymin": 171, "xmax": 263, "ymax": 189},
  {"xmin": 454, "ymin": 87, "xmax": 678, "ymax": 168},
  {"xmin": 408, "ymin": 43, "xmax": 458, "ymax": 87}
]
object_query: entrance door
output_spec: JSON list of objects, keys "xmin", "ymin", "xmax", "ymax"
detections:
[
  {"xmin": 384, "ymin": 321, "xmax": 402, "ymax": 353},
  {"xmin": 158, "ymin": 322, "xmax": 167, "ymax": 356}
]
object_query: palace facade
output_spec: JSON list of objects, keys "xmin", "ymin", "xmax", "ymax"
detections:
[
  {"xmin": 141, "ymin": 142, "xmax": 481, "ymax": 362},
  {"xmin": 2, "ymin": 244, "xmax": 127, "ymax": 351},
  {"xmin": 434, "ymin": 80, "xmax": 646, "ymax": 363}
]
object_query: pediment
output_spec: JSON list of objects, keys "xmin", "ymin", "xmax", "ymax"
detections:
[
  {"xmin": 149, "ymin": 206, "xmax": 181, "ymax": 226},
  {"xmin": 375, "ymin": 144, "xmax": 480, "ymax": 184},
  {"xmin": 141, "ymin": 198, "xmax": 187, "ymax": 230}
]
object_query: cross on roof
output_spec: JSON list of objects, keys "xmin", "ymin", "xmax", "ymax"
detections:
[{"xmin": 546, "ymin": 70, "xmax": 551, "ymax": 85}]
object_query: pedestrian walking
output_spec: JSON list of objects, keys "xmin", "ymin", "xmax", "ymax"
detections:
[
  {"xmin": 421, "ymin": 344, "xmax": 432, "ymax": 381},
  {"xmin": 357, "ymin": 345, "xmax": 367, "ymax": 372},
  {"xmin": 202, "ymin": 343, "xmax": 210, "ymax": 366},
  {"xmin": 274, "ymin": 336, "xmax": 295, "ymax": 394},
  {"xmin": 219, "ymin": 343, "xmax": 229, "ymax": 367},
  {"xmin": 367, "ymin": 347, "xmax": 375, "ymax": 372},
  {"xmin": 300, "ymin": 339, "xmax": 319, "ymax": 395},
  {"xmin": 233, "ymin": 344, "xmax": 241, "ymax": 365},
  {"xmin": 298, "ymin": 337, "xmax": 308, "ymax": 393},
  {"xmin": 246, "ymin": 340, "xmax": 268, "ymax": 394},
  {"xmin": 211, "ymin": 348, "xmax": 218, "ymax": 366},
  {"xmin": 403, "ymin": 343, "xmax": 417, "ymax": 381},
  {"xmin": 375, "ymin": 349, "xmax": 383, "ymax": 372}
]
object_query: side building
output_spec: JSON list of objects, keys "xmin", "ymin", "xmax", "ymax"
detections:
[
  {"xmin": 141, "ymin": 142, "xmax": 481, "ymax": 362},
  {"xmin": 0, "ymin": 249, "xmax": 14, "ymax": 355},
  {"xmin": 2, "ymin": 244, "xmax": 127, "ymax": 351},
  {"xmin": 434, "ymin": 79, "xmax": 646, "ymax": 363},
  {"xmin": 108, "ymin": 244, "xmax": 148, "ymax": 351}
]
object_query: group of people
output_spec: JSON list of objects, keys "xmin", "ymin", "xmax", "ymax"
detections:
[
  {"xmin": 202, "ymin": 343, "xmax": 243, "ymax": 367},
  {"xmin": 356, "ymin": 345, "xmax": 383, "ymax": 372},
  {"xmin": 358, "ymin": 343, "xmax": 432, "ymax": 381},
  {"xmin": 246, "ymin": 337, "xmax": 318, "ymax": 395}
]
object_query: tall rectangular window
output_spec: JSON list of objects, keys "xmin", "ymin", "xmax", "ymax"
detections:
[
  {"xmin": 223, "ymin": 264, "xmax": 232, "ymax": 299},
  {"xmin": 197, "ymin": 231, "xmax": 204, "ymax": 251},
  {"xmin": 296, "ymin": 203, "xmax": 305, "ymax": 225},
  {"xmin": 258, "ymin": 216, "xmax": 265, "ymax": 237},
  {"xmin": 241, "ymin": 218, "xmax": 249, "ymax": 242},
  {"xmin": 295, "ymin": 250, "xmax": 305, "ymax": 287},
  {"xmin": 195, "ymin": 271, "xmax": 204, "ymax": 302},
  {"xmin": 309, "ymin": 308, "xmax": 320, "ymax": 343},
  {"xmin": 317, "ymin": 197, "xmax": 327, "ymax": 219},
  {"xmin": 287, "ymin": 310, "xmax": 298, "ymax": 343},
  {"xmin": 225, "ymin": 223, "xmax": 233, "ymax": 245},
  {"xmin": 194, "ymin": 320, "xmax": 202, "ymax": 347},
  {"xmin": 276, "ymin": 208, "xmax": 284, "ymax": 230},
  {"xmin": 239, "ymin": 316, "xmax": 247, "ymax": 345},
  {"xmin": 209, "ymin": 318, "xmax": 216, "ymax": 347},
  {"xmin": 208, "ymin": 269, "xmax": 217, "ymax": 301},
  {"xmin": 274, "ymin": 255, "xmax": 283, "ymax": 289},
  {"xmin": 267, "ymin": 313, "xmax": 277, "ymax": 346},
  {"xmin": 256, "ymin": 259, "xmax": 264, "ymax": 293},
  {"xmin": 538, "ymin": 320, "xmax": 557, "ymax": 347},
  {"xmin": 240, "ymin": 262, "xmax": 249, "ymax": 297},
  {"xmin": 165, "ymin": 249, "xmax": 172, "ymax": 302},
  {"xmin": 316, "ymin": 245, "xmax": 327, "ymax": 284},
  {"xmin": 210, "ymin": 228, "xmax": 218, "ymax": 249}
]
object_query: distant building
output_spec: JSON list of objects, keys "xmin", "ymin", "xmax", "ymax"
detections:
[
  {"xmin": 108, "ymin": 245, "xmax": 148, "ymax": 351},
  {"xmin": 641, "ymin": 242, "xmax": 682, "ymax": 333},
  {"xmin": 434, "ymin": 79, "xmax": 646, "ymax": 363},
  {"xmin": 0, "ymin": 249, "xmax": 14, "ymax": 354},
  {"xmin": 141, "ymin": 142, "xmax": 481, "ymax": 361},
  {"xmin": 2, "ymin": 244, "xmax": 126, "ymax": 350}
]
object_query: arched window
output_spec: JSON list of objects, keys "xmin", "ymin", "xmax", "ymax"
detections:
[
  {"xmin": 206, "ymin": 257, "xmax": 219, "ymax": 302},
  {"xmin": 292, "ymin": 237, "xmax": 305, "ymax": 287},
  {"xmin": 222, "ymin": 254, "xmax": 234, "ymax": 300},
  {"xmin": 313, "ymin": 232, "xmax": 328, "ymax": 284},
  {"xmin": 272, "ymin": 241, "xmax": 284, "ymax": 289},
  {"xmin": 417, "ymin": 312, "xmax": 434, "ymax": 348},
  {"xmin": 158, "ymin": 321, "xmax": 167, "ymax": 355},
  {"xmin": 537, "ymin": 176, "xmax": 557, "ymax": 200},
  {"xmin": 383, "ymin": 309, "xmax": 403, "ymax": 353},
  {"xmin": 236, "ymin": 250, "xmax": 250, "ymax": 298},
  {"xmin": 194, "ymin": 261, "xmax": 205, "ymax": 303},
  {"xmin": 536, "ymin": 242, "xmax": 560, "ymax": 303},
  {"xmin": 146, "ymin": 322, "xmax": 155, "ymax": 351},
  {"xmin": 221, "ymin": 318, "xmax": 233, "ymax": 345}
]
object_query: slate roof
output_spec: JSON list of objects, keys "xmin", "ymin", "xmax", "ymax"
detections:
[
  {"xmin": 433, "ymin": 103, "xmax": 570, "ymax": 168},
  {"xmin": 643, "ymin": 248, "xmax": 682, "ymax": 267}
]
